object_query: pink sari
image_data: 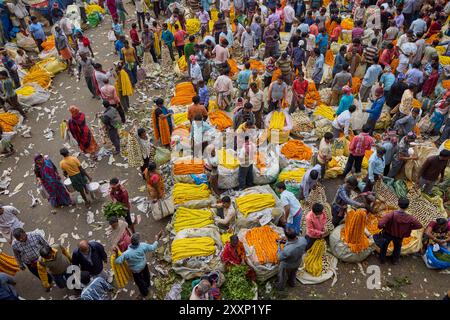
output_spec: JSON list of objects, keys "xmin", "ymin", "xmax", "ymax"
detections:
[{"xmin": 106, "ymin": 0, "xmax": 118, "ymax": 20}]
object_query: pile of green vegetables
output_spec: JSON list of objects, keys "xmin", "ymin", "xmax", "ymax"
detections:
[
  {"xmin": 435, "ymin": 252, "xmax": 450, "ymax": 262},
  {"xmin": 222, "ymin": 265, "xmax": 256, "ymax": 300},
  {"xmin": 103, "ymin": 202, "xmax": 128, "ymax": 219}
]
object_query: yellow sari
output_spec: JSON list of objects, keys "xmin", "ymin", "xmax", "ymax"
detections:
[{"xmin": 115, "ymin": 69, "xmax": 134, "ymax": 97}]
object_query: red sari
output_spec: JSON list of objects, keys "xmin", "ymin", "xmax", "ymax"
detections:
[{"xmin": 68, "ymin": 107, "xmax": 99, "ymax": 154}]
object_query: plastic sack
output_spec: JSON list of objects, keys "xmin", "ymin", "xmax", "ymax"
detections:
[
  {"xmin": 218, "ymin": 165, "xmax": 239, "ymax": 189},
  {"xmin": 329, "ymin": 225, "xmax": 375, "ymax": 263},
  {"xmin": 44, "ymin": 59, "xmax": 67, "ymax": 75},
  {"xmin": 151, "ymin": 197, "xmax": 175, "ymax": 221},
  {"xmin": 16, "ymin": 33, "xmax": 38, "ymax": 52},
  {"xmin": 297, "ymin": 245, "xmax": 338, "ymax": 285},
  {"xmin": 253, "ymin": 149, "xmax": 280, "ymax": 185},
  {"xmin": 169, "ymin": 228, "xmax": 224, "ymax": 280},
  {"xmin": 108, "ymin": 30, "xmax": 116, "ymax": 41},
  {"xmin": 349, "ymin": 99, "xmax": 369, "ymax": 131},
  {"xmin": 404, "ymin": 144, "xmax": 438, "ymax": 182},
  {"xmin": 16, "ymin": 83, "xmax": 50, "ymax": 106},
  {"xmin": 87, "ymin": 12, "xmax": 100, "ymax": 27},
  {"xmin": 423, "ymin": 245, "xmax": 450, "ymax": 269},
  {"xmin": 39, "ymin": 48, "xmax": 58, "ymax": 60},
  {"xmin": 418, "ymin": 114, "xmax": 433, "ymax": 134},
  {"xmin": 155, "ymin": 147, "xmax": 171, "ymax": 166}
]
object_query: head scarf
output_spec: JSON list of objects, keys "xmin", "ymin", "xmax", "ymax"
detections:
[
  {"xmin": 34, "ymin": 154, "xmax": 43, "ymax": 162},
  {"xmin": 69, "ymin": 105, "xmax": 80, "ymax": 116}
]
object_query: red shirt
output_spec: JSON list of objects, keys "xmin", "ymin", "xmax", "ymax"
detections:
[
  {"xmin": 110, "ymin": 186, "xmax": 130, "ymax": 209},
  {"xmin": 349, "ymin": 133, "xmax": 374, "ymax": 157},
  {"xmin": 130, "ymin": 28, "xmax": 140, "ymax": 45},
  {"xmin": 174, "ymin": 30, "xmax": 187, "ymax": 47},
  {"xmin": 331, "ymin": 25, "xmax": 342, "ymax": 41},
  {"xmin": 292, "ymin": 79, "xmax": 308, "ymax": 96},
  {"xmin": 378, "ymin": 210, "xmax": 422, "ymax": 238}
]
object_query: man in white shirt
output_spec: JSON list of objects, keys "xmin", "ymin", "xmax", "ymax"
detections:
[
  {"xmin": 0, "ymin": 205, "xmax": 23, "ymax": 243},
  {"xmin": 276, "ymin": 182, "xmax": 302, "ymax": 235},
  {"xmin": 237, "ymin": 136, "xmax": 256, "ymax": 190},
  {"xmin": 135, "ymin": 0, "xmax": 146, "ymax": 31},
  {"xmin": 409, "ymin": 14, "xmax": 427, "ymax": 36},
  {"xmin": 283, "ymin": 1, "xmax": 296, "ymax": 32},
  {"xmin": 332, "ymin": 105, "xmax": 356, "ymax": 138},
  {"xmin": 213, "ymin": 72, "xmax": 233, "ymax": 110},
  {"xmin": 249, "ymin": 82, "xmax": 264, "ymax": 128}
]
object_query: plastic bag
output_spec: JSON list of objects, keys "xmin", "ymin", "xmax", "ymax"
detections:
[
  {"xmin": 87, "ymin": 12, "xmax": 100, "ymax": 27},
  {"xmin": 44, "ymin": 59, "xmax": 67, "ymax": 75},
  {"xmin": 424, "ymin": 245, "xmax": 450, "ymax": 269},
  {"xmin": 151, "ymin": 197, "xmax": 175, "ymax": 221},
  {"xmin": 108, "ymin": 30, "xmax": 116, "ymax": 41},
  {"xmin": 16, "ymin": 83, "xmax": 50, "ymax": 106},
  {"xmin": 155, "ymin": 147, "xmax": 171, "ymax": 166},
  {"xmin": 16, "ymin": 34, "xmax": 38, "ymax": 52}
]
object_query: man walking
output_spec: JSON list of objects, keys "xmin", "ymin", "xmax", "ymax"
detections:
[
  {"xmin": 38, "ymin": 244, "xmax": 72, "ymax": 290},
  {"xmin": 114, "ymin": 232, "xmax": 162, "ymax": 299},
  {"xmin": 72, "ymin": 240, "xmax": 108, "ymax": 279},
  {"xmin": 276, "ymin": 227, "xmax": 307, "ymax": 291},
  {"xmin": 101, "ymin": 101, "xmax": 122, "ymax": 155}
]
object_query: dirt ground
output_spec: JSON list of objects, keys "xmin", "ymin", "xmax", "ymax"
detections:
[{"xmin": 0, "ymin": 4, "xmax": 448, "ymax": 300}]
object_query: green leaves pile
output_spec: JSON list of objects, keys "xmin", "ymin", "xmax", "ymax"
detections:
[
  {"xmin": 103, "ymin": 202, "xmax": 128, "ymax": 219},
  {"xmin": 222, "ymin": 265, "xmax": 256, "ymax": 300}
]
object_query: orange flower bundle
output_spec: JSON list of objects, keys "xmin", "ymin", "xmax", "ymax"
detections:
[
  {"xmin": 325, "ymin": 50, "xmax": 334, "ymax": 66},
  {"xmin": 352, "ymin": 77, "xmax": 361, "ymax": 94},
  {"xmin": 228, "ymin": 59, "xmax": 238, "ymax": 77},
  {"xmin": 366, "ymin": 213, "xmax": 381, "ymax": 235},
  {"xmin": 281, "ymin": 140, "xmax": 313, "ymax": 160},
  {"xmin": 412, "ymin": 99, "xmax": 422, "ymax": 109},
  {"xmin": 341, "ymin": 209, "xmax": 369, "ymax": 253},
  {"xmin": 271, "ymin": 68, "xmax": 282, "ymax": 82},
  {"xmin": 173, "ymin": 159, "xmax": 205, "ymax": 175},
  {"xmin": 249, "ymin": 59, "xmax": 265, "ymax": 74},
  {"xmin": 208, "ymin": 110, "xmax": 233, "ymax": 131},
  {"xmin": 245, "ymin": 225, "xmax": 280, "ymax": 264},
  {"xmin": 390, "ymin": 58, "xmax": 399, "ymax": 71},
  {"xmin": 171, "ymin": 82, "xmax": 196, "ymax": 106},
  {"xmin": 443, "ymin": 80, "xmax": 450, "ymax": 89},
  {"xmin": 425, "ymin": 33, "xmax": 439, "ymax": 45},
  {"xmin": 304, "ymin": 82, "xmax": 321, "ymax": 108},
  {"xmin": 256, "ymin": 152, "xmax": 266, "ymax": 170}
]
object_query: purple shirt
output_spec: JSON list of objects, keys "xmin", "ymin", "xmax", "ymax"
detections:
[
  {"xmin": 267, "ymin": 13, "xmax": 281, "ymax": 28},
  {"xmin": 352, "ymin": 27, "xmax": 364, "ymax": 40},
  {"xmin": 405, "ymin": 68, "xmax": 424, "ymax": 86},
  {"xmin": 395, "ymin": 14, "xmax": 405, "ymax": 28}
]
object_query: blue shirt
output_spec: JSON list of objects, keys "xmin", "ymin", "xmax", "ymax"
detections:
[
  {"xmin": 115, "ymin": 241, "xmax": 158, "ymax": 273},
  {"xmin": 198, "ymin": 86, "xmax": 209, "ymax": 107},
  {"xmin": 80, "ymin": 277, "xmax": 113, "ymax": 300},
  {"xmin": 316, "ymin": 33, "xmax": 328, "ymax": 54},
  {"xmin": 250, "ymin": 23, "xmax": 262, "ymax": 40},
  {"xmin": 280, "ymin": 190, "xmax": 302, "ymax": 224},
  {"xmin": 366, "ymin": 96, "xmax": 386, "ymax": 121},
  {"xmin": 237, "ymin": 69, "xmax": 252, "ymax": 90},
  {"xmin": 332, "ymin": 53, "xmax": 346, "ymax": 75},
  {"xmin": 292, "ymin": 47, "xmax": 305, "ymax": 67},
  {"xmin": 200, "ymin": 0, "xmax": 211, "ymax": 11},
  {"xmin": 381, "ymin": 141, "xmax": 396, "ymax": 165},
  {"xmin": 115, "ymin": 40, "xmax": 124, "ymax": 60},
  {"xmin": 362, "ymin": 64, "xmax": 382, "ymax": 87},
  {"xmin": 405, "ymin": 68, "xmax": 423, "ymax": 87},
  {"xmin": 161, "ymin": 30, "xmax": 174, "ymax": 47},
  {"xmin": 336, "ymin": 94, "xmax": 354, "ymax": 116},
  {"xmin": 29, "ymin": 22, "xmax": 46, "ymax": 40},
  {"xmin": 368, "ymin": 153, "xmax": 385, "ymax": 182},
  {"xmin": 380, "ymin": 73, "xmax": 395, "ymax": 91}
]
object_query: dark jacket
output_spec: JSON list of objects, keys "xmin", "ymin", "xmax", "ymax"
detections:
[{"xmin": 72, "ymin": 241, "xmax": 107, "ymax": 276}]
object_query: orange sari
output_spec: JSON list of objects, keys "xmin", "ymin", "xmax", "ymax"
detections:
[{"xmin": 152, "ymin": 107, "xmax": 172, "ymax": 146}]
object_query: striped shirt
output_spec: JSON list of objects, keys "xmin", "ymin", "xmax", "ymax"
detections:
[{"xmin": 364, "ymin": 45, "xmax": 379, "ymax": 65}]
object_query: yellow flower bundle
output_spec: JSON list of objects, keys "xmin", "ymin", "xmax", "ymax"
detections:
[
  {"xmin": 236, "ymin": 194, "xmax": 276, "ymax": 216},
  {"xmin": 173, "ymin": 112, "xmax": 188, "ymax": 126},
  {"xmin": 173, "ymin": 207, "xmax": 214, "ymax": 233},
  {"xmin": 22, "ymin": 69, "xmax": 52, "ymax": 88},
  {"xmin": 218, "ymin": 148, "xmax": 240, "ymax": 169},
  {"xmin": 412, "ymin": 99, "xmax": 422, "ymax": 109},
  {"xmin": 269, "ymin": 111, "xmax": 286, "ymax": 130},
  {"xmin": 278, "ymin": 168, "xmax": 307, "ymax": 182},
  {"xmin": 439, "ymin": 55, "xmax": 450, "ymax": 65},
  {"xmin": 171, "ymin": 237, "xmax": 216, "ymax": 262},
  {"xmin": 314, "ymin": 104, "xmax": 335, "ymax": 120},
  {"xmin": 304, "ymin": 239, "xmax": 326, "ymax": 276},
  {"xmin": 341, "ymin": 209, "xmax": 369, "ymax": 253},
  {"xmin": 16, "ymin": 85, "xmax": 35, "ymax": 96},
  {"xmin": 221, "ymin": 232, "xmax": 233, "ymax": 244},
  {"xmin": 177, "ymin": 55, "xmax": 188, "ymax": 72},
  {"xmin": 362, "ymin": 149, "xmax": 374, "ymax": 169},
  {"xmin": 173, "ymin": 159, "xmax": 205, "ymax": 175},
  {"xmin": 0, "ymin": 252, "xmax": 20, "ymax": 276},
  {"xmin": 41, "ymin": 35, "xmax": 55, "ymax": 51},
  {"xmin": 172, "ymin": 183, "xmax": 211, "ymax": 204},
  {"xmin": 186, "ymin": 18, "xmax": 201, "ymax": 35},
  {"xmin": 0, "ymin": 113, "xmax": 19, "ymax": 132},
  {"xmin": 444, "ymin": 139, "xmax": 450, "ymax": 150},
  {"xmin": 86, "ymin": 3, "xmax": 105, "ymax": 15},
  {"xmin": 281, "ymin": 140, "xmax": 313, "ymax": 161},
  {"xmin": 209, "ymin": 110, "xmax": 233, "ymax": 131},
  {"xmin": 110, "ymin": 251, "xmax": 132, "ymax": 289},
  {"xmin": 245, "ymin": 225, "xmax": 280, "ymax": 264}
]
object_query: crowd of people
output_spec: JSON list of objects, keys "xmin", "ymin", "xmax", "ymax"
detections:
[{"xmin": 0, "ymin": 0, "xmax": 450, "ymax": 301}]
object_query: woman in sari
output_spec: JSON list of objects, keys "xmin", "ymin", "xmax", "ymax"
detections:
[
  {"xmin": 67, "ymin": 106, "xmax": 99, "ymax": 157},
  {"xmin": 115, "ymin": 61, "xmax": 134, "ymax": 112},
  {"xmin": 150, "ymin": 21, "xmax": 162, "ymax": 59},
  {"xmin": 108, "ymin": 216, "xmax": 132, "ymax": 252},
  {"xmin": 106, "ymin": 0, "xmax": 118, "ymax": 21},
  {"xmin": 34, "ymin": 154, "xmax": 72, "ymax": 208},
  {"xmin": 151, "ymin": 97, "xmax": 173, "ymax": 147},
  {"xmin": 143, "ymin": 162, "xmax": 165, "ymax": 202}
]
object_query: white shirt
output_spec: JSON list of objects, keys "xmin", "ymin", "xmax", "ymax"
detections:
[
  {"xmin": 280, "ymin": 190, "xmax": 301, "ymax": 224},
  {"xmin": 300, "ymin": 164, "xmax": 321, "ymax": 199},
  {"xmin": 190, "ymin": 63, "xmax": 203, "ymax": 84},
  {"xmin": 135, "ymin": 0, "xmax": 144, "ymax": 13},
  {"xmin": 283, "ymin": 5, "xmax": 295, "ymax": 23},
  {"xmin": 59, "ymin": 17, "xmax": 73, "ymax": 36},
  {"xmin": 249, "ymin": 89, "xmax": 264, "ymax": 112},
  {"xmin": 0, "ymin": 206, "xmax": 23, "ymax": 239},
  {"xmin": 220, "ymin": 0, "xmax": 230, "ymax": 11},
  {"xmin": 306, "ymin": 34, "xmax": 315, "ymax": 51},
  {"xmin": 332, "ymin": 110, "xmax": 352, "ymax": 136}
]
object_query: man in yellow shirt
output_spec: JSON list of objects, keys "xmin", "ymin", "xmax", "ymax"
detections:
[{"xmin": 59, "ymin": 148, "xmax": 92, "ymax": 207}]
